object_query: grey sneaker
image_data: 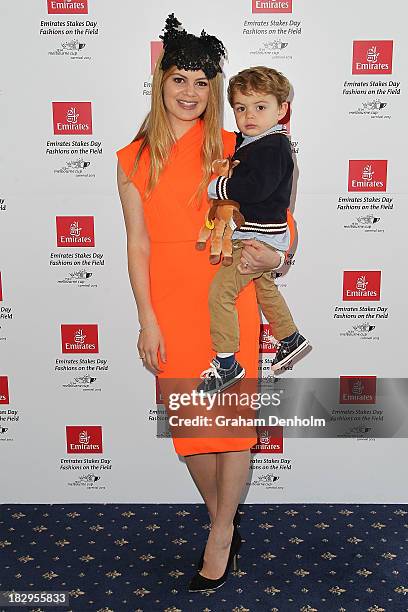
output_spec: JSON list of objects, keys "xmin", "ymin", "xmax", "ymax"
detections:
[{"xmin": 197, "ymin": 358, "xmax": 245, "ymax": 395}]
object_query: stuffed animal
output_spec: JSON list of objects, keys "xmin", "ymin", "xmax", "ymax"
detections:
[{"xmin": 196, "ymin": 157, "xmax": 245, "ymax": 266}]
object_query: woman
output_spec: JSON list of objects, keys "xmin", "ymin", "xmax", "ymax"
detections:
[{"xmin": 116, "ymin": 14, "xmax": 283, "ymax": 591}]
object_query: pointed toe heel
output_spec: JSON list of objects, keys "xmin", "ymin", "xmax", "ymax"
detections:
[{"xmin": 190, "ymin": 526, "xmax": 242, "ymax": 592}]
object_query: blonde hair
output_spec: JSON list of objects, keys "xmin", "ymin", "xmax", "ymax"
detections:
[
  {"xmin": 228, "ymin": 66, "xmax": 290, "ymax": 107},
  {"xmin": 128, "ymin": 51, "xmax": 224, "ymax": 205}
]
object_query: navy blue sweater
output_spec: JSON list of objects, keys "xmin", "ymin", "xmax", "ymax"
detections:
[{"xmin": 213, "ymin": 131, "xmax": 294, "ymax": 235}]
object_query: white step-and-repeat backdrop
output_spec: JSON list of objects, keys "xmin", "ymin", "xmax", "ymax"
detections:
[{"xmin": 1, "ymin": 0, "xmax": 407, "ymax": 503}]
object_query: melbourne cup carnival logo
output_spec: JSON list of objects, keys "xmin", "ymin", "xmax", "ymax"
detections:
[
  {"xmin": 343, "ymin": 271, "xmax": 381, "ymax": 301},
  {"xmin": 66, "ymin": 425, "xmax": 103, "ymax": 453},
  {"xmin": 252, "ymin": 0, "xmax": 293, "ymax": 13},
  {"xmin": 340, "ymin": 322, "xmax": 377, "ymax": 340},
  {"xmin": 350, "ymin": 214, "xmax": 381, "ymax": 228},
  {"xmin": 348, "ymin": 160, "xmax": 387, "ymax": 192},
  {"xmin": 352, "ymin": 41, "xmax": 393, "ymax": 75},
  {"xmin": 251, "ymin": 426, "xmax": 283, "ymax": 453},
  {"xmin": 52, "ymin": 102, "xmax": 92, "ymax": 135},
  {"xmin": 61, "ymin": 324, "xmax": 99, "ymax": 353},
  {"xmin": 47, "ymin": 0, "xmax": 88, "ymax": 13},
  {"xmin": 361, "ymin": 99, "xmax": 387, "ymax": 112},
  {"xmin": 0, "ymin": 376, "xmax": 9, "ymax": 404},
  {"xmin": 56, "ymin": 216, "xmax": 95, "ymax": 247},
  {"xmin": 61, "ymin": 40, "xmax": 86, "ymax": 51},
  {"xmin": 339, "ymin": 376, "xmax": 377, "ymax": 404}
]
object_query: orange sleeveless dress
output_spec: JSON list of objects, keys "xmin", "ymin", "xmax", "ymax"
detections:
[{"xmin": 116, "ymin": 120, "xmax": 261, "ymax": 456}]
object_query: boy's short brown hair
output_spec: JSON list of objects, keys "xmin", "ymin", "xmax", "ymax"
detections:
[{"xmin": 228, "ymin": 66, "xmax": 290, "ymax": 107}]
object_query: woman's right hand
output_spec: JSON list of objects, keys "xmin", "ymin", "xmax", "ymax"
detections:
[
  {"xmin": 137, "ymin": 322, "xmax": 166, "ymax": 374},
  {"xmin": 238, "ymin": 239, "xmax": 282, "ymax": 274}
]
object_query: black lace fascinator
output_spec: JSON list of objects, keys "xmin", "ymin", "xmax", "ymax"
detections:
[{"xmin": 159, "ymin": 13, "xmax": 227, "ymax": 79}]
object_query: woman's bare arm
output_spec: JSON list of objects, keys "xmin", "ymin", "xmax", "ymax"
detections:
[{"xmin": 117, "ymin": 162, "xmax": 166, "ymax": 373}]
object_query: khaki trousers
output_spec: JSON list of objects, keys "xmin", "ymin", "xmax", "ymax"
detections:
[{"xmin": 209, "ymin": 240, "xmax": 297, "ymax": 353}]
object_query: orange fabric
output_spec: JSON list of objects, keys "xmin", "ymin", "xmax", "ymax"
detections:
[
  {"xmin": 287, "ymin": 209, "xmax": 296, "ymax": 250},
  {"xmin": 117, "ymin": 121, "xmax": 259, "ymax": 456}
]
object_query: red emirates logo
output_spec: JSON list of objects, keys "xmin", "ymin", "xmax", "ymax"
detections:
[
  {"xmin": 343, "ymin": 271, "xmax": 381, "ymax": 301},
  {"xmin": 56, "ymin": 216, "xmax": 95, "ymax": 247},
  {"xmin": 151, "ymin": 41, "xmax": 163, "ymax": 75},
  {"xmin": 0, "ymin": 376, "xmax": 9, "ymax": 405},
  {"xmin": 259, "ymin": 323, "xmax": 278, "ymax": 354},
  {"xmin": 66, "ymin": 425, "xmax": 103, "ymax": 453},
  {"xmin": 0, "ymin": 271, "xmax": 2, "ymax": 301},
  {"xmin": 348, "ymin": 160, "xmax": 387, "ymax": 192},
  {"xmin": 52, "ymin": 102, "xmax": 92, "ymax": 135},
  {"xmin": 252, "ymin": 0, "xmax": 292, "ymax": 13},
  {"xmin": 251, "ymin": 426, "xmax": 283, "ymax": 453},
  {"xmin": 352, "ymin": 41, "xmax": 393, "ymax": 75},
  {"xmin": 48, "ymin": 0, "xmax": 88, "ymax": 14},
  {"xmin": 61, "ymin": 324, "xmax": 99, "ymax": 353},
  {"xmin": 339, "ymin": 376, "xmax": 377, "ymax": 404}
]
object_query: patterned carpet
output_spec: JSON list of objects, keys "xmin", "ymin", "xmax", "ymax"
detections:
[{"xmin": 1, "ymin": 503, "xmax": 407, "ymax": 612}]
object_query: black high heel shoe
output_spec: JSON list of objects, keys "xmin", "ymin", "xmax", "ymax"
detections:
[
  {"xmin": 189, "ymin": 525, "xmax": 242, "ymax": 592},
  {"xmin": 196, "ymin": 509, "xmax": 241, "ymax": 570}
]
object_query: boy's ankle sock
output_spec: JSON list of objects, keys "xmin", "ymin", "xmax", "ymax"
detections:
[
  {"xmin": 216, "ymin": 353, "xmax": 235, "ymax": 369},
  {"xmin": 281, "ymin": 331, "xmax": 299, "ymax": 344}
]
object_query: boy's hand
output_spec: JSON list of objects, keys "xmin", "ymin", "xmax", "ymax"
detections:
[{"xmin": 238, "ymin": 240, "xmax": 282, "ymax": 274}]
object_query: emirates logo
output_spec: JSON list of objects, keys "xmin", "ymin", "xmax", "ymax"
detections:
[
  {"xmin": 52, "ymin": 102, "xmax": 92, "ymax": 135},
  {"xmin": 355, "ymin": 276, "xmax": 369, "ymax": 291},
  {"xmin": 366, "ymin": 46, "xmax": 380, "ymax": 64},
  {"xmin": 61, "ymin": 324, "xmax": 99, "ymax": 353},
  {"xmin": 352, "ymin": 41, "xmax": 393, "ymax": 75},
  {"xmin": 348, "ymin": 160, "xmax": 387, "ymax": 192},
  {"xmin": 66, "ymin": 425, "xmax": 103, "ymax": 453},
  {"xmin": 56, "ymin": 216, "xmax": 95, "ymax": 247},
  {"xmin": 343, "ymin": 271, "xmax": 381, "ymax": 301},
  {"xmin": 48, "ymin": 0, "xmax": 88, "ymax": 14}
]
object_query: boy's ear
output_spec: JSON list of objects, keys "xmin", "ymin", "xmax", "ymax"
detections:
[{"xmin": 278, "ymin": 101, "xmax": 289, "ymax": 120}]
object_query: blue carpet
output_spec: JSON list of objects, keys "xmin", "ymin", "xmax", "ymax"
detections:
[{"xmin": 1, "ymin": 504, "xmax": 407, "ymax": 612}]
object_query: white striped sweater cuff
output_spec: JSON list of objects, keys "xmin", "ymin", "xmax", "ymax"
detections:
[
  {"xmin": 239, "ymin": 221, "xmax": 288, "ymax": 234},
  {"xmin": 215, "ymin": 176, "xmax": 229, "ymax": 200}
]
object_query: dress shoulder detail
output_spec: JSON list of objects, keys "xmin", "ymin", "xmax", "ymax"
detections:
[
  {"xmin": 116, "ymin": 138, "xmax": 146, "ymax": 177},
  {"xmin": 116, "ymin": 138, "xmax": 150, "ymax": 195},
  {"xmin": 221, "ymin": 129, "xmax": 237, "ymax": 157}
]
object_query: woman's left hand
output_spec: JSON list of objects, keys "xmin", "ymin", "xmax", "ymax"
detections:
[{"xmin": 237, "ymin": 239, "xmax": 282, "ymax": 274}]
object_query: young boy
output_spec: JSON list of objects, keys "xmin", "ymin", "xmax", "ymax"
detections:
[{"xmin": 198, "ymin": 66, "xmax": 309, "ymax": 394}]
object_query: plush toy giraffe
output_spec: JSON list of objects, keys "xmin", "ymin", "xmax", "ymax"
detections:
[{"xmin": 196, "ymin": 157, "xmax": 245, "ymax": 266}]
